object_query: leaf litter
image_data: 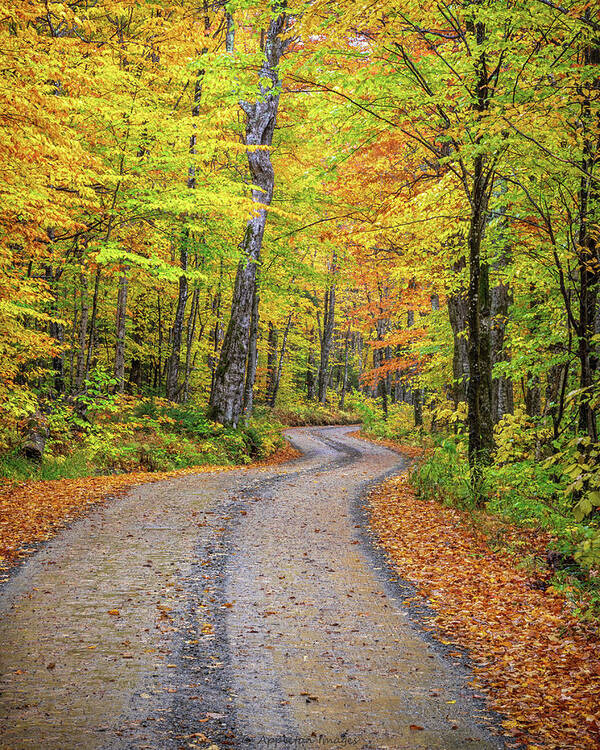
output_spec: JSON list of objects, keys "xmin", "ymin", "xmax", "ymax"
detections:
[{"xmin": 369, "ymin": 471, "xmax": 600, "ymax": 750}]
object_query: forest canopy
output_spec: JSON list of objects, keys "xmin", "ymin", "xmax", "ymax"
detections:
[{"xmin": 1, "ymin": 2, "xmax": 599, "ymax": 568}]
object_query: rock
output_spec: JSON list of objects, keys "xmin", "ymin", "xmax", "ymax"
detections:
[{"xmin": 22, "ymin": 412, "xmax": 49, "ymax": 462}]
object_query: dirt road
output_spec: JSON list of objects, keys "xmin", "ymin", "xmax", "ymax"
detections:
[{"xmin": 0, "ymin": 426, "xmax": 505, "ymax": 750}]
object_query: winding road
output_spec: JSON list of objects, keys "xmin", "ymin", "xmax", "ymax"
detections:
[{"xmin": 0, "ymin": 426, "xmax": 505, "ymax": 750}]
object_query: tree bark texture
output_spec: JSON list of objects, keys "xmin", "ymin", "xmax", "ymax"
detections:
[
  {"xmin": 339, "ymin": 325, "xmax": 350, "ymax": 409},
  {"xmin": 576, "ymin": 34, "xmax": 599, "ymax": 442},
  {"xmin": 467, "ymin": 175, "xmax": 494, "ymax": 471},
  {"xmin": 489, "ymin": 182, "xmax": 514, "ymax": 423},
  {"xmin": 182, "ymin": 286, "xmax": 200, "ymax": 402},
  {"xmin": 269, "ymin": 312, "xmax": 292, "ymax": 408},
  {"xmin": 306, "ymin": 346, "xmax": 316, "ymax": 400},
  {"xmin": 448, "ymin": 267, "xmax": 469, "ymax": 407},
  {"xmin": 266, "ymin": 321, "xmax": 278, "ymax": 403},
  {"xmin": 208, "ymin": 7, "xmax": 288, "ymax": 426},
  {"xmin": 74, "ymin": 272, "xmax": 89, "ymax": 392},
  {"xmin": 466, "ymin": 18, "xmax": 494, "ymax": 479},
  {"xmin": 491, "ymin": 277, "xmax": 514, "ymax": 422}
]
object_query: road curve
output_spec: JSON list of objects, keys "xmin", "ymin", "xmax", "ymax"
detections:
[{"xmin": 0, "ymin": 425, "xmax": 505, "ymax": 750}]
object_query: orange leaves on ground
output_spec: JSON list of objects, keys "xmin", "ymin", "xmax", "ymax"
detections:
[
  {"xmin": 351, "ymin": 430, "xmax": 424, "ymax": 459},
  {"xmin": 369, "ymin": 473, "xmax": 600, "ymax": 749},
  {"xmin": 253, "ymin": 441, "xmax": 301, "ymax": 467},
  {"xmin": 0, "ymin": 466, "xmax": 215, "ymax": 573}
]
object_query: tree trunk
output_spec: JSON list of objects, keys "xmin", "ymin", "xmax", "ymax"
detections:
[
  {"xmin": 84, "ymin": 267, "xmax": 101, "ymax": 382},
  {"xmin": 489, "ymin": 182, "xmax": 514, "ymax": 423},
  {"xmin": 525, "ymin": 376, "xmax": 541, "ymax": 418},
  {"xmin": 448, "ymin": 257, "xmax": 469, "ymax": 407},
  {"xmin": 74, "ymin": 272, "xmax": 89, "ymax": 392},
  {"xmin": 318, "ymin": 255, "xmax": 336, "ymax": 404},
  {"xmin": 576, "ymin": 35, "xmax": 599, "ymax": 442},
  {"xmin": 182, "ymin": 286, "xmax": 200, "ymax": 402},
  {"xmin": 45, "ymin": 265, "xmax": 64, "ymax": 396},
  {"xmin": 414, "ymin": 388, "xmax": 423, "ymax": 427},
  {"xmin": 546, "ymin": 359, "xmax": 569, "ymax": 441},
  {"xmin": 266, "ymin": 321, "xmax": 278, "ymax": 403},
  {"xmin": 466, "ymin": 19, "xmax": 494, "ymax": 484},
  {"xmin": 491, "ymin": 275, "xmax": 514, "ymax": 423},
  {"xmin": 243, "ymin": 276, "xmax": 260, "ymax": 417},
  {"xmin": 269, "ymin": 312, "xmax": 292, "ymax": 408},
  {"xmin": 114, "ymin": 270, "xmax": 128, "ymax": 393},
  {"xmin": 68, "ymin": 286, "xmax": 78, "ymax": 391},
  {"xmin": 166, "ymin": 238, "xmax": 189, "ymax": 401},
  {"xmin": 406, "ymin": 307, "xmax": 423, "ymax": 427},
  {"xmin": 208, "ymin": 260, "xmax": 224, "ymax": 398},
  {"xmin": 467, "ymin": 175, "xmax": 494, "ymax": 473},
  {"xmin": 339, "ymin": 324, "xmax": 350, "ymax": 409},
  {"xmin": 306, "ymin": 345, "xmax": 316, "ymax": 400},
  {"xmin": 379, "ymin": 378, "xmax": 389, "ymax": 421},
  {"xmin": 208, "ymin": 7, "xmax": 288, "ymax": 426}
]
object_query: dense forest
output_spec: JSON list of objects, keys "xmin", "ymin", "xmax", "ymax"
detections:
[{"xmin": 1, "ymin": 1, "xmax": 599, "ymax": 575}]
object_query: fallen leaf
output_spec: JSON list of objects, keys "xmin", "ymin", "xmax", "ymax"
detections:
[{"xmin": 369, "ymin": 469, "xmax": 600, "ymax": 750}]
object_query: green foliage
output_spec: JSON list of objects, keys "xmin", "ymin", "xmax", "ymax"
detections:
[
  {"xmin": 0, "ymin": 448, "xmax": 93, "ymax": 482},
  {"xmin": 547, "ymin": 437, "xmax": 600, "ymax": 522},
  {"xmin": 412, "ymin": 433, "xmax": 574, "ymax": 533},
  {"xmin": 412, "ymin": 437, "xmax": 474, "ymax": 509},
  {"xmin": 272, "ymin": 395, "xmax": 360, "ymax": 427},
  {"xmin": 361, "ymin": 402, "xmax": 415, "ymax": 441},
  {"xmin": 161, "ymin": 404, "xmax": 220, "ymax": 440},
  {"xmin": 542, "ymin": 436, "xmax": 600, "ymax": 570},
  {"xmin": 0, "ymin": 397, "xmax": 285, "ymax": 482}
]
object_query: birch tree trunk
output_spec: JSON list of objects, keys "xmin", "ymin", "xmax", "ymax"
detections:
[{"xmin": 208, "ymin": 6, "xmax": 289, "ymax": 426}]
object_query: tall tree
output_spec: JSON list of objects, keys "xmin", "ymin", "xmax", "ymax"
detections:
[{"xmin": 209, "ymin": 5, "xmax": 290, "ymax": 425}]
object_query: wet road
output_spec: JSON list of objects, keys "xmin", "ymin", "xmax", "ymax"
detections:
[{"xmin": 0, "ymin": 426, "xmax": 505, "ymax": 749}]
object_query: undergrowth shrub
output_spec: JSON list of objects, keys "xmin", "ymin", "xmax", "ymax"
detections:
[
  {"xmin": 411, "ymin": 437, "xmax": 473, "ymax": 508},
  {"xmin": 271, "ymin": 394, "xmax": 360, "ymax": 426},
  {"xmin": 0, "ymin": 397, "xmax": 285, "ymax": 483}
]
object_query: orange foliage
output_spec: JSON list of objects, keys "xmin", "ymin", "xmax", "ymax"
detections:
[{"xmin": 369, "ymin": 473, "xmax": 600, "ymax": 750}]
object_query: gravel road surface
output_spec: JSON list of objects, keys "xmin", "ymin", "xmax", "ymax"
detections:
[{"xmin": 0, "ymin": 425, "xmax": 506, "ymax": 750}]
